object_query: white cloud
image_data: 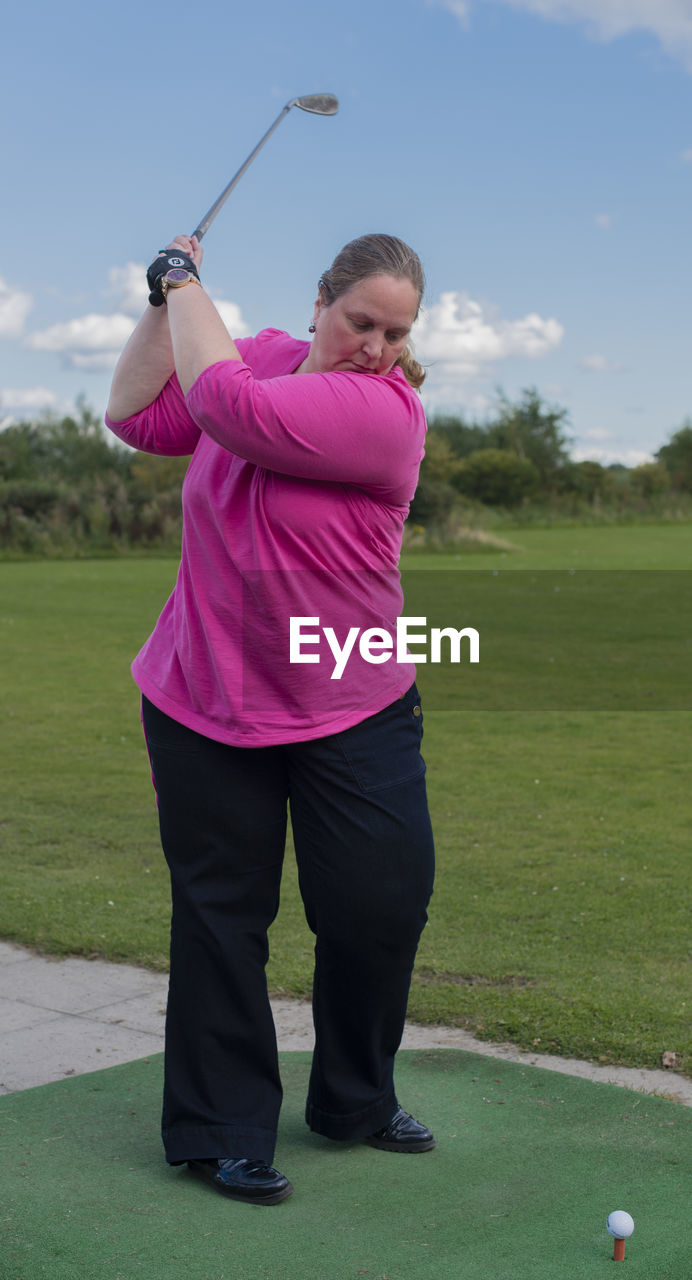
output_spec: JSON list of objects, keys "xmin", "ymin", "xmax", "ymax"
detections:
[
  {"xmin": 681, "ymin": 147, "xmax": 692, "ymax": 163},
  {"xmin": 25, "ymin": 313, "xmax": 137, "ymax": 371},
  {"xmin": 210, "ymin": 297, "xmax": 251, "ymax": 338},
  {"xmin": 582, "ymin": 427, "xmax": 613, "ymax": 441},
  {"xmin": 0, "ymin": 278, "xmax": 33, "ymax": 338},
  {"xmin": 107, "ymin": 263, "xmax": 150, "ymax": 317},
  {"xmin": 435, "ymin": 1, "xmax": 692, "ymax": 71},
  {"xmin": 427, "ymin": 0, "xmax": 471, "ymax": 23},
  {"xmin": 580, "ymin": 353, "xmax": 624, "ymax": 373},
  {"xmin": 572, "ymin": 443, "xmax": 654, "ymax": 465},
  {"xmin": 500, "ymin": 0, "xmax": 692, "ymax": 56},
  {"xmin": 0, "ymin": 386, "xmax": 64, "ymax": 427},
  {"xmin": 105, "ymin": 263, "xmax": 250, "ymax": 337},
  {"xmin": 594, "ymin": 213, "xmax": 614, "ymax": 229},
  {"xmin": 414, "ymin": 291, "xmax": 564, "ymax": 387},
  {"xmin": 23, "ymin": 261, "xmax": 249, "ymax": 372},
  {"xmin": 25, "ymin": 298, "xmax": 249, "ymax": 372},
  {"xmin": 0, "ymin": 386, "xmax": 61, "ymax": 412}
]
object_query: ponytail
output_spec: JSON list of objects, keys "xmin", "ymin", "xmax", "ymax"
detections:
[{"xmin": 395, "ymin": 344, "xmax": 426, "ymax": 390}]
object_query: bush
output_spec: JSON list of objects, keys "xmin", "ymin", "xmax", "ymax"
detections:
[
  {"xmin": 453, "ymin": 448, "xmax": 539, "ymax": 507},
  {"xmin": 628, "ymin": 463, "xmax": 670, "ymax": 499},
  {"xmin": 558, "ymin": 460, "xmax": 617, "ymax": 503},
  {"xmin": 0, "ymin": 479, "xmax": 66, "ymax": 521}
]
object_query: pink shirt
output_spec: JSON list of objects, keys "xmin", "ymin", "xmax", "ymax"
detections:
[{"xmin": 105, "ymin": 328, "xmax": 426, "ymax": 746}]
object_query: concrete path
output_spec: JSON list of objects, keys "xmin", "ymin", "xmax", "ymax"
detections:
[{"xmin": 1, "ymin": 940, "xmax": 690, "ymax": 1105}]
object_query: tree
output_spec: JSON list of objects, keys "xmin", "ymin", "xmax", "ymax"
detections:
[
  {"xmin": 426, "ymin": 414, "xmax": 489, "ymax": 459},
  {"xmin": 486, "ymin": 387, "xmax": 571, "ymax": 489},
  {"xmin": 40, "ymin": 398, "xmax": 130, "ymax": 482},
  {"xmin": 408, "ymin": 433, "xmax": 464, "ymax": 526},
  {"xmin": 0, "ymin": 422, "xmax": 51, "ymax": 481},
  {"xmin": 0, "ymin": 398, "xmax": 129, "ymax": 484},
  {"xmin": 655, "ymin": 422, "xmax": 692, "ymax": 493}
]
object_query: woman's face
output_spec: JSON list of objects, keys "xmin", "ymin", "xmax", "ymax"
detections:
[{"xmin": 305, "ymin": 273, "xmax": 419, "ymax": 376}]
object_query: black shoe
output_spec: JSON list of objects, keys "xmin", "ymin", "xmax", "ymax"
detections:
[
  {"xmin": 188, "ymin": 1157, "xmax": 293, "ymax": 1204},
  {"xmin": 365, "ymin": 1106, "xmax": 436, "ymax": 1153}
]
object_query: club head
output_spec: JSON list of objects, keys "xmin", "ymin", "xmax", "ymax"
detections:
[{"xmin": 290, "ymin": 94, "xmax": 339, "ymax": 116}]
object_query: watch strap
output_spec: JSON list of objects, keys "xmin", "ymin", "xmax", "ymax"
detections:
[
  {"xmin": 161, "ymin": 272, "xmax": 203, "ymax": 301},
  {"xmin": 147, "ymin": 249, "xmax": 200, "ymax": 307}
]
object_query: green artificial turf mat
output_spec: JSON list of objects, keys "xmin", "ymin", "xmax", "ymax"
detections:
[{"xmin": 1, "ymin": 1050, "xmax": 689, "ymax": 1280}]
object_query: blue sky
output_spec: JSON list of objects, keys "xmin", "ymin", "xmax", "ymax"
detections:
[{"xmin": 2, "ymin": 0, "xmax": 691, "ymax": 464}]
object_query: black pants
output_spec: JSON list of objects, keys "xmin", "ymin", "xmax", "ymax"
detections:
[{"xmin": 142, "ymin": 684, "xmax": 435, "ymax": 1166}]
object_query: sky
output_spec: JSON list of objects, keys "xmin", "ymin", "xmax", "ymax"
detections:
[{"xmin": 2, "ymin": 0, "xmax": 692, "ymax": 464}]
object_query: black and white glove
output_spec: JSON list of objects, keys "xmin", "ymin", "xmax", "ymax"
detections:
[{"xmin": 147, "ymin": 249, "xmax": 201, "ymax": 307}]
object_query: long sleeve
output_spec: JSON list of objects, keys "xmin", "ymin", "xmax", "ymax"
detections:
[
  {"xmin": 123, "ymin": 330, "xmax": 425, "ymax": 747},
  {"xmin": 105, "ymin": 373, "xmax": 201, "ymax": 457},
  {"xmin": 185, "ymin": 358, "xmax": 426, "ymax": 491}
]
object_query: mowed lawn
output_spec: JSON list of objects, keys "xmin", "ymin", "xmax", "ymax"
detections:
[{"xmin": 1, "ymin": 523, "xmax": 690, "ymax": 1074}]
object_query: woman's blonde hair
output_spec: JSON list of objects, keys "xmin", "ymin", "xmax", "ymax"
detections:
[{"xmin": 318, "ymin": 234, "xmax": 426, "ymax": 389}]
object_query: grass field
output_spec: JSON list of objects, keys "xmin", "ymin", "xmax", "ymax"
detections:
[
  {"xmin": 404, "ymin": 521, "xmax": 692, "ymax": 570},
  {"xmin": 1, "ymin": 523, "xmax": 690, "ymax": 1075}
]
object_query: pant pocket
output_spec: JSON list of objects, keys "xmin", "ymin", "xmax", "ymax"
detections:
[{"xmin": 333, "ymin": 685, "xmax": 426, "ymax": 795}]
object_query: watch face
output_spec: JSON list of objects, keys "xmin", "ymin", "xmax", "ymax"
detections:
[{"xmin": 166, "ymin": 268, "xmax": 189, "ymax": 284}]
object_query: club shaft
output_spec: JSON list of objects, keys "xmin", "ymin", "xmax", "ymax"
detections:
[{"xmin": 191, "ymin": 105, "xmax": 293, "ymax": 242}]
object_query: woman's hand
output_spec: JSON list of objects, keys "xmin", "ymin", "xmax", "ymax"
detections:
[
  {"xmin": 164, "ymin": 234, "xmax": 204, "ymax": 272},
  {"xmin": 146, "ymin": 236, "xmax": 204, "ymax": 308}
]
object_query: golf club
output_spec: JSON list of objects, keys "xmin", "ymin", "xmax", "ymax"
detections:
[{"xmin": 191, "ymin": 94, "xmax": 339, "ymax": 242}]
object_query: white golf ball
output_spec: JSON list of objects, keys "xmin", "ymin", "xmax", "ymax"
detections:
[{"xmin": 607, "ymin": 1210, "xmax": 634, "ymax": 1239}]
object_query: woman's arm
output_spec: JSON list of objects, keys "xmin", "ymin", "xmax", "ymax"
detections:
[
  {"xmin": 106, "ymin": 233, "xmax": 211, "ymax": 420},
  {"xmin": 106, "ymin": 303, "xmax": 176, "ymax": 421},
  {"xmin": 185, "ymin": 359, "xmax": 427, "ymax": 490},
  {"xmin": 166, "ymin": 272, "xmax": 242, "ymax": 393},
  {"xmin": 105, "ymin": 372, "xmax": 202, "ymax": 456}
]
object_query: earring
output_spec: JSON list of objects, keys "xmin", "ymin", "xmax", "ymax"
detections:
[{"xmin": 308, "ymin": 323, "xmax": 316, "ymax": 333}]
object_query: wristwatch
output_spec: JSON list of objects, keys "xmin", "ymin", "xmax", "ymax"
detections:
[{"xmin": 161, "ymin": 268, "xmax": 203, "ymax": 301}]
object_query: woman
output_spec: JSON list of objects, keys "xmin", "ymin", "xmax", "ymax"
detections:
[{"xmin": 106, "ymin": 232, "xmax": 436, "ymax": 1206}]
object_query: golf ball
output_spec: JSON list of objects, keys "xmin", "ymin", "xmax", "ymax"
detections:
[{"xmin": 607, "ymin": 1211, "xmax": 634, "ymax": 1239}]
